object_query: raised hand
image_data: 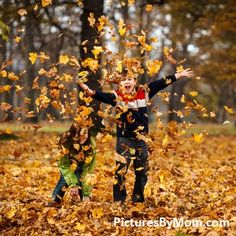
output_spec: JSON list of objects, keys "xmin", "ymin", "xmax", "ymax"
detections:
[
  {"xmin": 78, "ymin": 81, "xmax": 95, "ymax": 96},
  {"xmin": 175, "ymin": 68, "xmax": 194, "ymax": 80}
]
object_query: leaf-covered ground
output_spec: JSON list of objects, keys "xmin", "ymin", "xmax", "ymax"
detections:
[{"xmin": 0, "ymin": 127, "xmax": 236, "ymax": 236}]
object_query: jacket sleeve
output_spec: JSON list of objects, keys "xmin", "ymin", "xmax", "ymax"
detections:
[
  {"xmin": 59, "ymin": 155, "xmax": 79, "ymax": 187},
  {"xmin": 148, "ymin": 74, "xmax": 177, "ymax": 99},
  {"xmin": 92, "ymin": 90, "xmax": 116, "ymax": 106}
]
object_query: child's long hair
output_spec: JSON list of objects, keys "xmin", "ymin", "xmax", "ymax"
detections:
[{"xmin": 58, "ymin": 123, "xmax": 91, "ymax": 156}]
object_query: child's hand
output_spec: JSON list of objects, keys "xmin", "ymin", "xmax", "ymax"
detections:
[
  {"xmin": 78, "ymin": 81, "xmax": 95, "ymax": 96},
  {"xmin": 175, "ymin": 68, "xmax": 194, "ymax": 80}
]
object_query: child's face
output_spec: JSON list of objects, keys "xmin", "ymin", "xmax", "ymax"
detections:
[
  {"xmin": 79, "ymin": 128, "xmax": 89, "ymax": 144},
  {"xmin": 119, "ymin": 76, "xmax": 137, "ymax": 94}
]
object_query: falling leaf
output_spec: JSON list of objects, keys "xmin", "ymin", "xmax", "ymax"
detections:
[
  {"xmin": 210, "ymin": 111, "xmax": 216, "ymax": 117},
  {"xmin": 180, "ymin": 94, "xmax": 186, "ymax": 103},
  {"xmin": 8, "ymin": 72, "xmax": 19, "ymax": 81},
  {"xmin": 145, "ymin": 4, "xmax": 153, "ymax": 12},
  {"xmin": 189, "ymin": 91, "xmax": 198, "ymax": 97},
  {"xmin": 118, "ymin": 19, "xmax": 126, "ymax": 36},
  {"xmin": 0, "ymin": 70, "xmax": 7, "ymax": 77},
  {"xmin": 15, "ymin": 85, "xmax": 23, "ymax": 93},
  {"xmin": 224, "ymin": 106, "xmax": 234, "ymax": 114},
  {"xmin": 34, "ymin": 4, "xmax": 39, "ymax": 11},
  {"xmin": 29, "ymin": 52, "xmax": 38, "ymax": 64},
  {"xmin": 0, "ymin": 85, "xmax": 11, "ymax": 93},
  {"xmin": 59, "ymin": 55, "xmax": 69, "ymax": 65},
  {"xmin": 14, "ymin": 36, "xmax": 21, "ymax": 43},
  {"xmin": 42, "ymin": 0, "xmax": 52, "ymax": 7},
  {"xmin": 146, "ymin": 60, "xmax": 162, "ymax": 76},
  {"xmin": 92, "ymin": 46, "xmax": 103, "ymax": 59},
  {"xmin": 176, "ymin": 65, "xmax": 184, "ymax": 73},
  {"xmin": 88, "ymin": 13, "xmax": 95, "ymax": 27},
  {"xmin": 17, "ymin": 9, "xmax": 27, "ymax": 16}
]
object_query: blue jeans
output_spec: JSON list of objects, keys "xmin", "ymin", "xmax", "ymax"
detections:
[
  {"xmin": 113, "ymin": 137, "xmax": 149, "ymax": 202},
  {"xmin": 52, "ymin": 163, "xmax": 83, "ymax": 202}
]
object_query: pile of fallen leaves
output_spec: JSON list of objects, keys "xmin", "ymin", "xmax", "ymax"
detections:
[{"xmin": 0, "ymin": 126, "xmax": 236, "ymax": 235}]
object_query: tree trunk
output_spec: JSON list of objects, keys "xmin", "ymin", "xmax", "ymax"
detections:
[
  {"xmin": 23, "ymin": 3, "xmax": 37, "ymax": 122},
  {"xmin": 79, "ymin": 0, "xmax": 104, "ymax": 133}
]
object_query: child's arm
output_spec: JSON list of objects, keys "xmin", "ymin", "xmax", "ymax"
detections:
[
  {"xmin": 78, "ymin": 81, "xmax": 116, "ymax": 106},
  {"xmin": 148, "ymin": 68, "xmax": 194, "ymax": 99}
]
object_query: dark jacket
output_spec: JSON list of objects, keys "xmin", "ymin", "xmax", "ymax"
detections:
[{"xmin": 92, "ymin": 75, "xmax": 177, "ymax": 137}]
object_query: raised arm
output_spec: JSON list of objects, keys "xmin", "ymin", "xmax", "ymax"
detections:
[
  {"xmin": 78, "ymin": 81, "xmax": 116, "ymax": 106},
  {"xmin": 148, "ymin": 68, "xmax": 194, "ymax": 99}
]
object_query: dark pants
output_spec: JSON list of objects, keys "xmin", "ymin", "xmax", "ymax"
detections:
[
  {"xmin": 52, "ymin": 164, "xmax": 83, "ymax": 202},
  {"xmin": 113, "ymin": 137, "xmax": 149, "ymax": 203}
]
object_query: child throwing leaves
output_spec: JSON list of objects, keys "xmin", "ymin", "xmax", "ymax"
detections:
[
  {"xmin": 47, "ymin": 117, "xmax": 96, "ymax": 207},
  {"xmin": 79, "ymin": 65, "xmax": 193, "ymax": 203}
]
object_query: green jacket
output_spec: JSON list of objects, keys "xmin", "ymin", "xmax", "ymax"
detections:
[{"xmin": 59, "ymin": 137, "xmax": 96, "ymax": 197}]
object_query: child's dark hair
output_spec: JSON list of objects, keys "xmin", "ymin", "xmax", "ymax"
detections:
[{"xmin": 58, "ymin": 123, "xmax": 91, "ymax": 156}]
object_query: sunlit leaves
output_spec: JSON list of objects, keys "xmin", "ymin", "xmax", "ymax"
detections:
[
  {"xmin": 29, "ymin": 52, "xmax": 38, "ymax": 65},
  {"xmin": 91, "ymin": 46, "xmax": 103, "ymax": 59},
  {"xmin": 118, "ymin": 19, "xmax": 126, "ymax": 36},
  {"xmin": 17, "ymin": 9, "xmax": 27, "ymax": 16},
  {"xmin": 0, "ymin": 85, "xmax": 11, "ymax": 93},
  {"xmin": 88, "ymin": 13, "xmax": 95, "ymax": 27},
  {"xmin": 224, "ymin": 105, "xmax": 234, "ymax": 114},
  {"xmin": 42, "ymin": 0, "xmax": 52, "ymax": 7},
  {"xmin": 146, "ymin": 60, "xmax": 162, "ymax": 76},
  {"xmin": 59, "ymin": 55, "xmax": 70, "ymax": 65},
  {"xmin": 145, "ymin": 4, "xmax": 153, "ymax": 12}
]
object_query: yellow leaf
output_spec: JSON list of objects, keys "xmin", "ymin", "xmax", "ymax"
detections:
[
  {"xmin": 146, "ymin": 60, "xmax": 162, "ymax": 76},
  {"xmin": 5, "ymin": 128, "xmax": 12, "ymax": 134},
  {"xmin": 118, "ymin": 19, "xmax": 126, "ymax": 36},
  {"xmin": 81, "ymin": 58, "xmax": 99, "ymax": 72},
  {"xmin": 0, "ymin": 85, "xmax": 11, "ymax": 93},
  {"xmin": 210, "ymin": 111, "xmax": 216, "ymax": 117},
  {"xmin": 180, "ymin": 94, "xmax": 185, "ymax": 103},
  {"xmin": 59, "ymin": 55, "xmax": 69, "ymax": 65},
  {"xmin": 128, "ymin": 0, "xmax": 135, "ymax": 5},
  {"xmin": 224, "ymin": 106, "xmax": 234, "ymax": 114},
  {"xmin": 193, "ymin": 133, "xmax": 203, "ymax": 143},
  {"xmin": 88, "ymin": 13, "xmax": 95, "ymax": 27},
  {"xmin": 116, "ymin": 60, "xmax": 123, "ymax": 73},
  {"xmin": 129, "ymin": 148, "xmax": 136, "ymax": 155},
  {"xmin": 144, "ymin": 44, "xmax": 153, "ymax": 52},
  {"xmin": 159, "ymin": 174, "xmax": 164, "ymax": 184},
  {"xmin": 162, "ymin": 135, "xmax": 168, "ymax": 146},
  {"xmin": 17, "ymin": 9, "xmax": 27, "ymax": 16},
  {"xmin": 145, "ymin": 4, "xmax": 153, "ymax": 12},
  {"xmin": 51, "ymin": 101, "xmax": 62, "ymax": 110},
  {"xmin": 73, "ymin": 144, "xmax": 80, "ymax": 151},
  {"xmin": 73, "ymin": 223, "xmax": 86, "ymax": 231},
  {"xmin": 92, "ymin": 46, "xmax": 103, "ymax": 59},
  {"xmin": 14, "ymin": 36, "xmax": 21, "ymax": 43},
  {"xmin": 1, "ymin": 70, "xmax": 7, "ymax": 77},
  {"xmin": 136, "ymin": 167, "xmax": 144, "ymax": 171},
  {"xmin": 29, "ymin": 52, "xmax": 38, "ymax": 64},
  {"xmin": 8, "ymin": 72, "xmax": 19, "ymax": 81},
  {"xmin": 34, "ymin": 4, "xmax": 39, "ymax": 11},
  {"xmin": 91, "ymin": 208, "xmax": 103, "ymax": 219},
  {"xmin": 176, "ymin": 65, "xmax": 184, "ymax": 73},
  {"xmin": 15, "ymin": 85, "xmax": 23, "ymax": 93},
  {"xmin": 84, "ymin": 156, "xmax": 93, "ymax": 164},
  {"xmin": 6, "ymin": 208, "xmax": 17, "ymax": 219},
  {"xmin": 189, "ymin": 91, "xmax": 198, "ymax": 97},
  {"xmin": 42, "ymin": 0, "xmax": 52, "ymax": 7}
]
